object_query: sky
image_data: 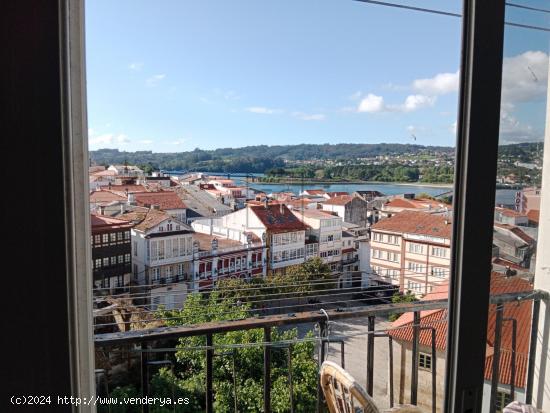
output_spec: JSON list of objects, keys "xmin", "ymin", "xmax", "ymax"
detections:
[{"xmin": 85, "ymin": 0, "xmax": 549, "ymax": 153}]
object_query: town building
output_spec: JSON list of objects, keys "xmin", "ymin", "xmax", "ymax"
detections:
[
  {"xmin": 107, "ymin": 164, "xmax": 144, "ymax": 177},
  {"xmin": 172, "ymin": 185, "xmax": 233, "ymax": 223},
  {"xmin": 493, "ymin": 224, "xmax": 536, "ymax": 269},
  {"xmin": 292, "ymin": 209, "xmax": 343, "ymax": 271},
  {"xmin": 389, "ymin": 273, "xmax": 533, "ymax": 413},
  {"xmin": 353, "ymin": 190, "xmax": 385, "ymax": 202},
  {"xmin": 369, "ymin": 211, "xmax": 452, "ymax": 295},
  {"xmin": 191, "ymin": 232, "xmax": 266, "ymax": 290},
  {"xmin": 494, "ymin": 207, "xmax": 529, "ymax": 226},
  {"xmin": 91, "ymin": 214, "xmax": 133, "ymax": 293},
  {"xmin": 321, "ymin": 195, "xmax": 370, "ymax": 227},
  {"xmin": 132, "ymin": 191, "xmax": 187, "ymax": 223},
  {"xmin": 118, "ymin": 208, "xmax": 194, "ymax": 290},
  {"xmin": 192, "ymin": 203, "xmax": 310, "ymax": 274}
]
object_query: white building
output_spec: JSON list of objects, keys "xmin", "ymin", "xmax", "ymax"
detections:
[
  {"xmin": 192, "ymin": 202, "xmax": 310, "ymax": 273},
  {"xmin": 119, "ymin": 208, "xmax": 194, "ymax": 296}
]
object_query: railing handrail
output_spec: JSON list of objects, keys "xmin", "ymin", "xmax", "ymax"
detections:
[{"xmin": 94, "ymin": 289, "xmax": 545, "ymax": 346}]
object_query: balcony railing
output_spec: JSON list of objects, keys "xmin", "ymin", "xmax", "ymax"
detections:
[{"xmin": 94, "ymin": 288, "xmax": 547, "ymax": 413}]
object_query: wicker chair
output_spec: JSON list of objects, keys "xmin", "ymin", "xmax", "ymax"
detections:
[{"xmin": 320, "ymin": 361, "xmax": 424, "ymax": 413}]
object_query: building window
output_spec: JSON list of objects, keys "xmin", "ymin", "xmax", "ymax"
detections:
[
  {"xmin": 124, "ymin": 253, "xmax": 131, "ymax": 263},
  {"xmin": 419, "ymin": 352, "xmax": 432, "ymax": 371},
  {"xmin": 95, "ymin": 259, "xmax": 102, "ymax": 269},
  {"xmin": 110, "ymin": 233, "xmax": 116, "ymax": 243},
  {"xmin": 431, "ymin": 247, "xmax": 447, "ymax": 257},
  {"xmin": 167, "ymin": 223, "xmax": 173, "ymax": 231},
  {"xmin": 431, "ymin": 267, "xmax": 446, "ymax": 277},
  {"xmin": 117, "ymin": 232, "xmax": 123, "ymax": 241},
  {"xmin": 102, "ymin": 234, "xmax": 109, "ymax": 243},
  {"xmin": 133, "ymin": 264, "xmax": 138, "ymax": 279},
  {"xmin": 133, "ymin": 241, "xmax": 138, "ymax": 256},
  {"xmin": 408, "ymin": 243, "xmax": 423, "ymax": 254},
  {"xmin": 94, "ymin": 234, "xmax": 101, "ymax": 245},
  {"xmin": 152, "ymin": 268, "xmax": 160, "ymax": 281},
  {"xmin": 124, "ymin": 231, "xmax": 130, "ymax": 240},
  {"xmin": 102, "ymin": 258, "xmax": 109, "ymax": 267},
  {"xmin": 495, "ymin": 391, "xmax": 512, "ymax": 412},
  {"xmin": 118, "ymin": 255, "xmax": 124, "ymax": 264}
]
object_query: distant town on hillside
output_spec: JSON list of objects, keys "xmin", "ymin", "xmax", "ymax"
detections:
[{"xmin": 90, "ymin": 142, "xmax": 544, "ymax": 186}]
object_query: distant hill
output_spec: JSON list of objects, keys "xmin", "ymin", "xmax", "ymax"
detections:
[{"xmin": 89, "ymin": 143, "xmax": 454, "ymax": 173}]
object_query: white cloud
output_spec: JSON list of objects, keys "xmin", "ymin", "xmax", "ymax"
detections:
[
  {"xmin": 89, "ymin": 133, "xmax": 130, "ymax": 146},
  {"xmin": 146, "ymin": 74, "xmax": 166, "ymax": 87},
  {"xmin": 450, "ymin": 121, "xmax": 457, "ymax": 135},
  {"xmin": 499, "ymin": 110, "xmax": 541, "ymax": 143},
  {"xmin": 399, "ymin": 94, "xmax": 436, "ymax": 112},
  {"xmin": 129, "ymin": 62, "xmax": 144, "ymax": 71},
  {"xmin": 170, "ymin": 138, "xmax": 188, "ymax": 145},
  {"xmin": 292, "ymin": 112, "xmax": 326, "ymax": 121},
  {"xmin": 501, "ymin": 51, "xmax": 548, "ymax": 109},
  {"xmin": 412, "ymin": 71, "xmax": 459, "ymax": 95},
  {"xmin": 357, "ymin": 94, "xmax": 385, "ymax": 113},
  {"xmin": 357, "ymin": 93, "xmax": 434, "ymax": 113},
  {"xmin": 246, "ymin": 106, "xmax": 283, "ymax": 115}
]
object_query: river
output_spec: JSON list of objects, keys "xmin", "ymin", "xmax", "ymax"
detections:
[{"xmin": 173, "ymin": 172, "xmax": 517, "ymax": 207}]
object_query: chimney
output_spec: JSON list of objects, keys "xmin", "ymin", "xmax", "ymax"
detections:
[
  {"xmin": 280, "ymin": 202, "xmax": 284, "ymax": 214},
  {"xmin": 264, "ymin": 197, "xmax": 269, "ymax": 209},
  {"xmin": 151, "ymin": 204, "xmax": 160, "ymax": 210},
  {"xmin": 127, "ymin": 192, "xmax": 135, "ymax": 205},
  {"xmin": 99, "ymin": 206, "xmax": 105, "ymax": 215},
  {"xmin": 120, "ymin": 203, "xmax": 126, "ymax": 214}
]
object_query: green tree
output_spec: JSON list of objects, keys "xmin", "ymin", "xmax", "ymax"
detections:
[{"xmin": 388, "ymin": 290, "xmax": 419, "ymax": 322}]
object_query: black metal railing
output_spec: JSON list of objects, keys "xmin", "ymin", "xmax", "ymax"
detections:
[{"xmin": 94, "ymin": 289, "xmax": 546, "ymax": 413}]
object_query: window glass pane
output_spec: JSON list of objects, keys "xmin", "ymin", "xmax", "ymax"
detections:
[{"xmin": 482, "ymin": 4, "xmax": 549, "ymax": 412}]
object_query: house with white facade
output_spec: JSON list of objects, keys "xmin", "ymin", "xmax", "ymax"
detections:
[
  {"xmin": 292, "ymin": 209, "xmax": 343, "ymax": 271},
  {"xmin": 108, "ymin": 164, "xmax": 144, "ymax": 177},
  {"xmin": 118, "ymin": 208, "xmax": 194, "ymax": 307},
  {"xmin": 192, "ymin": 202, "xmax": 310, "ymax": 274}
]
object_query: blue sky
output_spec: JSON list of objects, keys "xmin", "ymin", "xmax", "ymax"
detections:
[{"xmin": 85, "ymin": 0, "xmax": 548, "ymax": 153}]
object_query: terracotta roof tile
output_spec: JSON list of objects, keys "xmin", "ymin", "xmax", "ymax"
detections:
[
  {"xmin": 90, "ymin": 214, "xmax": 133, "ymax": 230},
  {"xmin": 250, "ymin": 204, "xmax": 310, "ymax": 233},
  {"xmin": 390, "ymin": 273, "xmax": 533, "ymax": 387},
  {"xmin": 323, "ymin": 195, "xmax": 353, "ymax": 206},
  {"xmin": 371, "ymin": 210, "xmax": 452, "ymax": 238},
  {"xmin": 118, "ymin": 209, "xmax": 178, "ymax": 232},
  {"xmin": 133, "ymin": 191, "xmax": 186, "ymax": 210}
]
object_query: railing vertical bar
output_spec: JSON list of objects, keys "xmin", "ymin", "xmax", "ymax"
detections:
[
  {"xmin": 264, "ymin": 326, "xmax": 272, "ymax": 413},
  {"xmin": 367, "ymin": 315, "xmax": 375, "ymax": 396},
  {"xmin": 389, "ymin": 336, "xmax": 394, "ymax": 408},
  {"xmin": 206, "ymin": 334, "xmax": 214, "ymax": 413},
  {"xmin": 317, "ymin": 321, "xmax": 327, "ymax": 413},
  {"xmin": 232, "ymin": 349, "xmax": 238, "ymax": 413},
  {"xmin": 431, "ymin": 328, "xmax": 437, "ymax": 413},
  {"xmin": 526, "ymin": 299, "xmax": 540, "ymax": 405},
  {"xmin": 141, "ymin": 344, "xmax": 150, "ymax": 413},
  {"xmin": 411, "ymin": 311, "xmax": 420, "ymax": 405},
  {"xmin": 288, "ymin": 346, "xmax": 295, "ymax": 413},
  {"xmin": 340, "ymin": 341, "xmax": 345, "ymax": 369},
  {"xmin": 506, "ymin": 318, "xmax": 517, "ymax": 401},
  {"xmin": 489, "ymin": 305, "xmax": 504, "ymax": 413}
]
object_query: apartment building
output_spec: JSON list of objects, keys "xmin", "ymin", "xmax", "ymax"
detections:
[
  {"xmin": 292, "ymin": 209, "xmax": 343, "ymax": 271},
  {"xmin": 191, "ymin": 232, "xmax": 266, "ymax": 290},
  {"xmin": 118, "ymin": 208, "xmax": 194, "ymax": 287},
  {"xmin": 91, "ymin": 214, "xmax": 133, "ymax": 293},
  {"xmin": 192, "ymin": 202, "xmax": 309, "ymax": 273},
  {"xmin": 321, "ymin": 195, "xmax": 369, "ymax": 227},
  {"xmin": 370, "ymin": 210, "xmax": 452, "ymax": 295}
]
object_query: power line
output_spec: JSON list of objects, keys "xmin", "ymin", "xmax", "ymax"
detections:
[
  {"xmin": 506, "ymin": 2, "xmax": 550, "ymax": 14},
  {"xmin": 353, "ymin": 0, "xmax": 550, "ymax": 33}
]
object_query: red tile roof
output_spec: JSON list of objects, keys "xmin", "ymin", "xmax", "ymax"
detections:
[
  {"xmin": 117, "ymin": 209, "xmax": 174, "ymax": 232},
  {"xmin": 323, "ymin": 195, "xmax": 353, "ymax": 206},
  {"xmin": 327, "ymin": 191, "xmax": 349, "ymax": 198},
  {"xmin": 89, "ymin": 190, "xmax": 127, "ymax": 204},
  {"xmin": 304, "ymin": 189, "xmax": 327, "ymax": 195},
  {"xmin": 527, "ymin": 209, "xmax": 540, "ymax": 224},
  {"xmin": 494, "ymin": 223, "xmax": 535, "ymax": 244},
  {"xmin": 390, "ymin": 273, "xmax": 533, "ymax": 387},
  {"xmin": 371, "ymin": 210, "xmax": 452, "ymax": 238},
  {"xmin": 107, "ymin": 184, "xmax": 148, "ymax": 195},
  {"xmin": 495, "ymin": 207, "xmax": 527, "ymax": 219},
  {"xmin": 90, "ymin": 214, "xmax": 133, "ymax": 230},
  {"xmin": 250, "ymin": 204, "xmax": 310, "ymax": 233},
  {"xmin": 133, "ymin": 191, "xmax": 186, "ymax": 210}
]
